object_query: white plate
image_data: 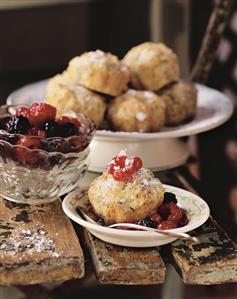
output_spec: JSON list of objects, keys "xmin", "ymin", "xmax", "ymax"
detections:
[
  {"xmin": 62, "ymin": 185, "xmax": 210, "ymax": 248},
  {"xmin": 7, "ymin": 81, "xmax": 233, "ymax": 171},
  {"xmin": 7, "ymin": 81, "xmax": 233, "ymax": 139}
]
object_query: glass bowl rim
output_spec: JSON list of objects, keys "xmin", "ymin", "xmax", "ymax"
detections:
[{"xmin": 0, "ymin": 104, "xmax": 96, "ymax": 155}]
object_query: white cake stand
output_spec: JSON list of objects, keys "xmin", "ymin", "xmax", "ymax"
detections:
[{"xmin": 7, "ymin": 81, "xmax": 233, "ymax": 172}]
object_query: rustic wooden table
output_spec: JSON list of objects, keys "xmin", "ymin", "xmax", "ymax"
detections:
[{"xmin": 0, "ymin": 162, "xmax": 237, "ymax": 298}]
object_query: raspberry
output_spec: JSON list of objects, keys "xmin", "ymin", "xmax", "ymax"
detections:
[
  {"xmin": 114, "ymin": 155, "xmax": 126, "ymax": 167},
  {"xmin": 132, "ymin": 156, "xmax": 142, "ymax": 170},
  {"xmin": 107, "ymin": 153, "xmax": 143, "ymax": 182},
  {"xmin": 28, "ymin": 103, "xmax": 56, "ymax": 127},
  {"xmin": 126, "ymin": 163, "xmax": 135, "ymax": 174},
  {"xmin": 107, "ymin": 162, "xmax": 115, "ymax": 174}
]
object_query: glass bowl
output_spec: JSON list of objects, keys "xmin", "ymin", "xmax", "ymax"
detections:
[{"xmin": 0, "ymin": 105, "xmax": 96, "ymax": 204}]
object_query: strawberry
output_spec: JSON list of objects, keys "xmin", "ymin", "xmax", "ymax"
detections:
[
  {"xmin": 57, "ymin": 116, "xmax": 81, "ymax": 128},
  {"xmin": 15, "ymin": 148, "xmax": 39, "ymax": 166},
  {"xmin": 28, "ymin": 103, "xmax": 56, "ymax": 127},
  {"xmin": 17, "ymin": 136, "xmax": 42, "ymax": 149},
  {"xmin": 28, "ymin": 127, "xmax": 46, "ymax": 138},
  {"xmin": 16, "ymin": 107, "xmax": 31, "ymax": 119}
]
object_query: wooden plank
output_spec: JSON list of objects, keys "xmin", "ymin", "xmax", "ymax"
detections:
[
  {"xmin": 169, "ymin": 217, "xmax": 237, "ymax": 285},
  {"xmin": 0, "ymin": 197, "xmax": 84, "ymax": 285},
  {"xmin": 84, "ymin": 230, "xmax": 166, "ymax": 285}
]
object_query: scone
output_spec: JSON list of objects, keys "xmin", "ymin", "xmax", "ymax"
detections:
[
  {"xmin": 46, "ymin": 71, "xmax": 71, "ymax": 92},
  {"xmin": 67, "ymin": 50, "xmax": 130, "ymax": 96},
  {"xmin": 122, "ymin": 42, "xmax": 180, "ymax": 90},
  {"xmin": 158, "ymin": 81, "xmax": 197, "ymax": 126},
  {"xmin": 88, "ymin": 152, "xmax": 164, "ymax": 224},
  {"xmin": 46, "ymin": 74, "xmax": 106, "ymax": 127},
  {"xmin": 107, "ymin": 89, "xmax": 166, "ymax": 132}
]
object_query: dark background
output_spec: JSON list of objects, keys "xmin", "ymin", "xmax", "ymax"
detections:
[{"xmin": 0, "ymin": 1, "xmax": 237, "ymax": 298}]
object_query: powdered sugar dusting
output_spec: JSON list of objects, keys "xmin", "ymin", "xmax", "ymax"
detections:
[
  {"xmin": 136, "ymin": 112, "xmax": 147, "ymax": 122},
  {"xmin": 126, "ymin": 89, "xmax": 137, "ymax": 96},
  {"xmin": 100, "ymin": 178, "xmax": 117, "ymax": 191},
  {"xmin": 117, "ymin": 149, "xmax": 127, "ymax": 156},
  {"xmin": 138, "ymin": 49, "xmax": 154, "ymax": 62},
  {"xmin": 141, "ymin": 178, "xmax": 160, "ymax": 186},
  {"xmin": 0, "ymin": 228, "xmax": 59, "ymax": 257},
  {"xmin": 87, "ymin": 50, "xmax": 107, "ymax": 62},
  {"xmin": 144, "ymin": 91, "xmax": 155, "ymax": 102}
]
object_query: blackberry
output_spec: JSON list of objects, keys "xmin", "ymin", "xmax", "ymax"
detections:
[
  {"xmin": 42, "ymin": 138, "xmax": 62, "ymax": 152},
  {"xmin": 62, "ymin": 122, "xmax": 77, "ymax": 137},
  {"xmin": 7, "ymin": 115, "xmax": 30, "ymax": 134},
  {"xmin": 163, "ymin": 192, "xmax": 177, "ymax": 204},
  {"xmin": 44, "ymin": 121, "xmax": 60, "ymax": 137},
  {"xmin": 138, "ymin": 218, "xmax": 157, "ymax": 228},
  {"xmin": 97, "ymin": 218, "xmax": 105, "ymax": 226}
]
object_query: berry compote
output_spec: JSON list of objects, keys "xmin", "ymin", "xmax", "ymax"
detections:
[
  {"xmin": 0, "ymin": 103, "xmax": 95, "ymax": 169},
  {"xmin": 0, "ymin": 103, "xmax": 95, "ymax": 204}
]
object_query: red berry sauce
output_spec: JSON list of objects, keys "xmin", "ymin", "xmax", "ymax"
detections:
[{"xmin": 139, "ymin": 194, "xmax": 188, "ymax": 230}]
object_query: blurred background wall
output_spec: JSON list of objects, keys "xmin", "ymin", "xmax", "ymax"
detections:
[
  {"xmin": 0, "ymin": 0, "xmax": 237, "ymax": 238},
  {"xmin": 0, "ymin": 0, "xmax": 192, "ymax": 101}
]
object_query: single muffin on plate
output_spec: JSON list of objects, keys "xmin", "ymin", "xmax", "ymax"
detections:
[
  {"xmin": 88, "ymin": 151, "xmax": 164, "ymax": 225},
  {"xmin": 107, "ymin": 89, "xmax": 166, "ymax": 132},
  {"xmin": 46, "ymin": 74, "xmax": 106, "ymax": 127},
  {"xmin": 158, "ymin": 81, "xmax": 198, "ymax": 126},
  {"xmin": 67, "ymin": 50, "xmax": 130, "ymax": 96},
  {"xmin": 122, "ymin": 42, "xmax": 180, "ymax": 91}
]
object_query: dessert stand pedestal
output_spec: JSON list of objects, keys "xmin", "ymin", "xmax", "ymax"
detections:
[{"xmin": 88, "ymin": 137, "xmax": 189, "ymax": 172}]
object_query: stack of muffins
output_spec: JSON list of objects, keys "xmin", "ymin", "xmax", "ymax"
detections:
[{"xmin": 46, "ymin": 42, "xmax": 197, "ymax": 132}]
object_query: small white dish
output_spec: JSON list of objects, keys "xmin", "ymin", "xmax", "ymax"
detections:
[
  {"xmin": 7, "ymin": 81, "xmax": 233, "ymax": 171},
  {"xmin": 62, "ymin": 185, "xmax": 210, "ymax": 248}
]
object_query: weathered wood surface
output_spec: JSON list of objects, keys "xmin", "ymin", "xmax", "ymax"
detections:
[
  {"xmin": 0, "ymin": 197, "xmax": 84, "ymax": 285},
  {"xmin": 84, "ymin": 230, "xmax": 166, "ymax": 285},
  {"xmin": 169, "ymin": 217, "xmax": 237, "ymax": 285}
]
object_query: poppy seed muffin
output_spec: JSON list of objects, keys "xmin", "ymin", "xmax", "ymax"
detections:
[
  {"xmin": 46, "ymin": 74, "xmax": 106, "ymax": 127},
  {"xmin": 122, "ymin": 42, "xmax": 180, "ymax": 90},
  {"xmin": 88, "ymin": 167, "xmax": 164, "ymax": 225},
  {"xmin": 107, "ymin": 89, "xmax": 166, "ymax": 132},
  {"xmin": 67, "ymin": 50, "xmax": 130, "ymax": 96},
  {"xmin": 158, "ymin": 81, "xmax": 197, "ymax": 126}
]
